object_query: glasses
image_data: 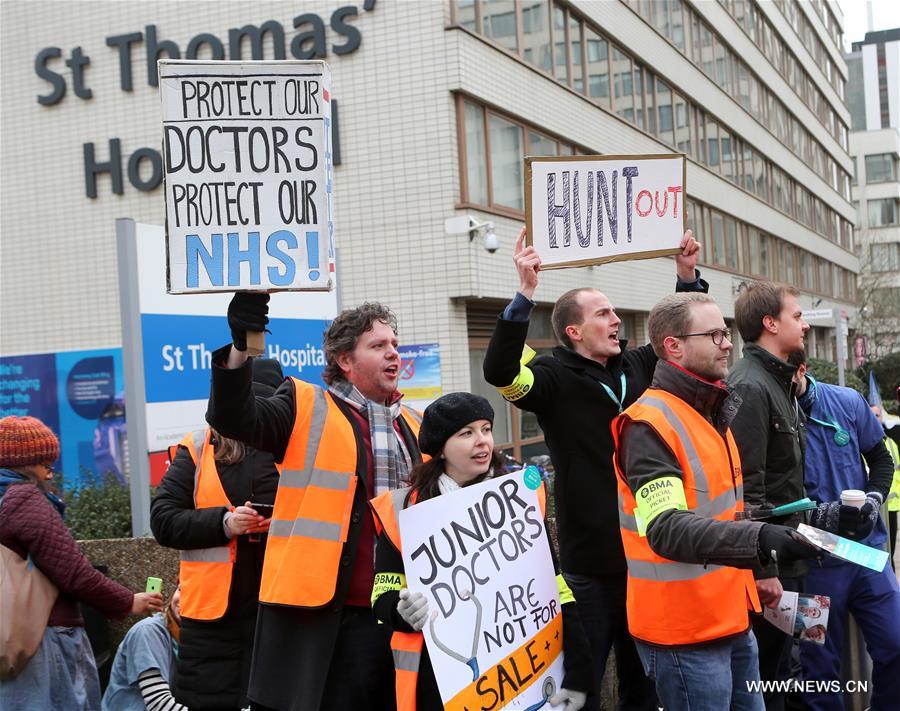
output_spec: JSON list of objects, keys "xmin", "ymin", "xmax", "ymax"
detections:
[{"xmin": 675, "ymin": 328, "xmax": 732, "ymax": 345}]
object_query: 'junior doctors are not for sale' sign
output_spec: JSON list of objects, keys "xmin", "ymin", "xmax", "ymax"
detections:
[
  {"xmin": 526, "ymin": 154, "xmax": 686, "ymax": 270},
  {"xmin": 159, "ymin": 60, "xmax": 334, "ymax": 294},
  {"xmin": 399, "ymin": 472, "xmax": 566, "ymax": 711}
]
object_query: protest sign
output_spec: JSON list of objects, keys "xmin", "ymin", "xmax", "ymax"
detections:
[
  {"xmin": 526, "ymin": 154, "xmax": 685, "ymax": 269},
  {"xmin": 397, "ymin": 343, "xmax": 442, "ymax": 408},
  {"xmin": 797, "ymin": 523, "xmax": 890, "ymax": 572},
  {"xmin": 159, "ymin": 60, "xmax": 334, "ymax": 294},
  {"xmin": 399, "ymin": 471, "xmax": 565, "ymax": 711}
]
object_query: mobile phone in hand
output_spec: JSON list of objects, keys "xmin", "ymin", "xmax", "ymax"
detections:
[
  {"xmin": 250, "ymin": 503, "xmax": 274, "ymax": 519},
  {"xmin": 146, "ymin": 577, "xmax": 163, "ymax": 595}
]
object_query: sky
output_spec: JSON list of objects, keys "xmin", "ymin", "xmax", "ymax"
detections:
[{"xmin": 839, "ymin": 0, "xmax": 900, "ymax": 50}]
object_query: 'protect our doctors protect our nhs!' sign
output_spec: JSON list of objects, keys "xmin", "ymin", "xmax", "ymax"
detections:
[
  {"xmin": 159, "ymin": 60, "xmax": 334, "ymax": 293},
  {"xmin": 134, "ymin": 223, "xmax": 337, "ymax": 453},
  {"xmin": 399, "ymin": 471, "xmax": 565, "ymax": 711},
  {"xmin": 526, "ymin": 154, "xmax": 686, "ymax": 269}
]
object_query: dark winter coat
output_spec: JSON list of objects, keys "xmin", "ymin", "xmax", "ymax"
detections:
[
  {"xmin": 150, "ymin": 443, "xmax": 278, "ymax": 709},
  {"xmin": 0, "ymin": 473, "xmax": 133, "ymax": 628},
  {"xmin": 726, "ymin": 343, "xmax": 808, "ymax": 579}
]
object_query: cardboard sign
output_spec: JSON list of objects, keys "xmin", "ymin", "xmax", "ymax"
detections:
[
  {"xmin": 159, "ymin": 60, "xmax": 334, "ymax": 293},
  {"xmin": 132, "ymin": 222, "xmax": 336, "ymax": 452},
  {"xmin": 526, "ymin": 154, "xmax": 686, "ymax": 269},
  {"xmin": 399, "ymin": 472, "xmax": 565, "ymax": 711},
  {"xmin": 397, "ymin": 343, "xmax": 442, "ymax": 405}
]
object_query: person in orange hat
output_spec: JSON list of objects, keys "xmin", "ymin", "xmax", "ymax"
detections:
[{"xmin": 0, "ymin": 416, "xmax": 162, "ymax": 710}]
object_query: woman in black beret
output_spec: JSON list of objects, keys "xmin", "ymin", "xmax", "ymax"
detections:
[{"xmin": 370, "ymin": 392, "xmax": 593, "ymax": 711}]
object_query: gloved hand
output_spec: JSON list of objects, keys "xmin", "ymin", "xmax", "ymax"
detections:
[
  {"xmin": 757, "ymin": 524, "xmax": 820, "ymax": 564},
  {"xmin": 227, "ymin": 292, "xmax": 270, "ymax": 351},
  {"xmin": 850, "ymin": 492, "xmax": 883, "ymax": 541},
  {"xmin": 808, "ymin": 500, "xmax": 865, "ymax": 536},
  {"xmin": 397, "ymin": 589, "xmax": 429, "ymax": 631},
  {"xmin": 548, "ymin": 688, "xmax": 587, "ymax": 711}
]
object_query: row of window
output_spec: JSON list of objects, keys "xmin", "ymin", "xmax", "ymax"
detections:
[
  {"xmin": 459, "ymin": 86, "xmax": 853, "ymax": 250},
  {"xmin": 627, "ymin": 0, "xmax": 850, "ymax": 194},
  {"xmin": 853, "ymin": 153, "xmax": 899, "ymax": 185},
  {"xmin": 685, "ymin": 198, "xmax": 856, "ymax": 301},
  {"xmin": 452, "ymin": 1, "xmax": 853, "ymax": 247},
  {"xmin": 457, "ymin": 96, "xmax": 856, "ymax": 302},
  {"xmin": 775, "ymin": 0, "xmax": 844, "ymax": 83},
  {"xmin": 715, "ymin": 0, "xmax": 847, "ymax": 143}
]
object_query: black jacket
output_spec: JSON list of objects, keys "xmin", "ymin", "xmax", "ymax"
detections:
[
  {"xmin": 150, "ymin": 439, "xmax": 278, "ymax": 708},
  {"xmin": 726, "ymin": 343, "xmax": 808, "ymax": 579},
  {"xmin": 482, "ymin": 281, "xmax": 707, "ymax": 576},
  {"xmin": 617, "ymin": 360, "xmax": 765, "ymax": 571},
  {"xmin": 484, "ymin": 323, "xmax": 651, "ymax": 575}
]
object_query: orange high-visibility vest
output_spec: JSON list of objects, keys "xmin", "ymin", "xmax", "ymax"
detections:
[
  {"xmin": 371, "ymin": 480, "xmax": 547, "ymax": 711},
  {"xmin": 177, "ymin": 429, "xmax": 237, "ymax": 621},
  {"xmin": 260, "ymin": 378, "xmax": 422, "ymax": 608},
  {"xmin": 612, "ymin": 388, "xmax": 761, "ymax": 647}
]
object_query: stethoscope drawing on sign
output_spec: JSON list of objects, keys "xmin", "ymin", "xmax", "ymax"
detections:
[
  {"xmin": 429, "ymin": 590, "xmax": 558, "ymax": 710},
  {"xmin": 429, "ymin": 590, "xmax": 483, "ymax": 680}
]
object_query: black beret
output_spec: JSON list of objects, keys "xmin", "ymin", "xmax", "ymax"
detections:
[{"xmin": 418, "ymin": 392, "xmax": 494, "ymax": 457}]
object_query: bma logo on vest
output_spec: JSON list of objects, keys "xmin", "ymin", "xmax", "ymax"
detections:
[{"xmin": 640, "ymin": 479, "xmax": 674, "ymax": 498}]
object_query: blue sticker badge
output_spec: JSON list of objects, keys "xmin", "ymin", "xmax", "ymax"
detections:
[{"xmin": 523, "ymin": 466, "xmax": 542, "ymax": 490}]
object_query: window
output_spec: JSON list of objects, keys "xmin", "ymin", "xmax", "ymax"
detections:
[
  {"xmin": 553, "ymin": 4, "xmax": 568, "ymax": 84},
  {"xmin": 871, "ymin": 243, "xmax": 900, "ymax": 272},
  {"xmin": 482, "ymin": 0, "xmax": 518, "ymax": 52},
  {"xmin": 706, "ymin": 116, "xmax": 719, "ymax": 169},
  {"xmin": 463, "ymin": 101, "xmax": 488, "ymax": 204},
  {"xmin": 459, "ymin": 99, "xmax": 582, "ymax": 213},
  {"xmin": 613, "ymin": 46, "xmax": 634, "ymax": 123},
  {"xmin": 711, "ymin": 210, "xmax": 725, "ymax": 266},
  {"xmin": 569, "ymin": 13, "xmax": 584, "ymax": 92},
  {"xmin": 521, "ymin": 0, "xmax": 552, "ymax": 72},
  {"xmin": 488, "ymin": 114, "xmax": 524, "ymax": 210},
  {"xmin": 723, "ymin": 215, "xmax": 739, "ymax": 270},
  {"xmin": 864, "ymin": 154, "xmax": 897, "ymax": 184},
  {"xmin": 656, "ymin": 79, "xmax": 674, "ymax": 145},
  {"xmin": 585, "ymin": 28, "xmax": 610, "ymax": 107},
  {"xmin": 674, "ymin": 93, "xmax": 691, "ymax": 155},
  {"xmin": 457, "ymin": 0, "xmax": 476, "ymax": 30},
  {"xmin": 868, "ymin": 199, "xmax": 900, "ymax": 227}
]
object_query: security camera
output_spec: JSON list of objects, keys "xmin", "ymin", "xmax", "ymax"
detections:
[{"xmin": 483, "ymin": 229, "xmax": 499, "ymax": 254}]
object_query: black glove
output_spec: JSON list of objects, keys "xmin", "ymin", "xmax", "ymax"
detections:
[
  {"xmin": 757, "ymin": 524, "xmax": 821, "ymax": 565},
  {"xmin": 850, "ymin": 492, "xmax": 883, "ymax": 541},
  {"xmin": 808, "ymin": 500, "xmax": 866, "ymax": 537},
  {"xmin": 227, "ymin": 292, "xmax": 270, "ymax": 351}
]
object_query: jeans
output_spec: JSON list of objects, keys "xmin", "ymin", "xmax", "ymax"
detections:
[
  {"xmin": 635, "ymin": 631, "xmax": 765, "ymax": 711},
  {"xmin": 563, "ymin": 572, "xmax": 658, "ymax": 711},
  {"xmin": 0, "ymin": 626, "xmax": 101, "ymax": 711}
]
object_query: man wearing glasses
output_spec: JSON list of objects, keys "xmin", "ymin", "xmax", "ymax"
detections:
[
  {"xmin": 613, "ymin": 293, "xmax": 819, "ymax": 710},
  {"xmin": 726, "ymin": 282, "xmax": 811, "ymax": 711}
]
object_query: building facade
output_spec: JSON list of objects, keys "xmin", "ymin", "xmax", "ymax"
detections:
[
  {"xmin": 846, "ymin": 28, "xmax": 900, "ymax": 360},
  {"xmin": 1, "ymin": 0, "xmax": 857, "ymax": 460}
]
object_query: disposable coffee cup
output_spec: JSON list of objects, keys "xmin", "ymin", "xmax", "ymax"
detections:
[{"xmin": 840, "ymin": 489, "xmax": 866, "ymax": 508}]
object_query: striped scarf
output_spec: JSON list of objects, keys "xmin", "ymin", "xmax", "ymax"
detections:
[{"xmin": 328, "ymin": 379, "xmax": 412, "ymax": 495}]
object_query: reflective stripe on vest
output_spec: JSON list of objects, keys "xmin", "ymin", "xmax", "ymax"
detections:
[
  {"xmin": 177, "ymin": 429, "xmax": 236, "ymax": 621},
  {"xmin": 370, "ymin": 477, "xmax": 546, "ymax": 711},
  {"xmin": 260, "ymin": 379, "xmax": 423, "ymax": 608},
  {"xmin": 613, "ymin": 388, "xmax": 760, "ymax": 646}
]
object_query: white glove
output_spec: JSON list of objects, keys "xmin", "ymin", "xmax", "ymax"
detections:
[
  {"xmin": 397, "ymin": 589, "xmax": 429, "ymax": 631},
  {"xmin": 549, "ymin": 688, "xmax": 587, "ymax": 711}
]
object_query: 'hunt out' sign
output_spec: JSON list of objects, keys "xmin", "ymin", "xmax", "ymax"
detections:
[
  {"xmin": 159, "ymin": 60, "xmax": 334, "ymax": 294},
  {"xmin": 526, "ymin": 154, "xmax": 686, "ymax": 270}
]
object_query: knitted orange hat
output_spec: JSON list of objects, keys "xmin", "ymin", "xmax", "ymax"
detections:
[{"xmin": 0, "ymin": 416, "xmax": 61, "ymax": 467}]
